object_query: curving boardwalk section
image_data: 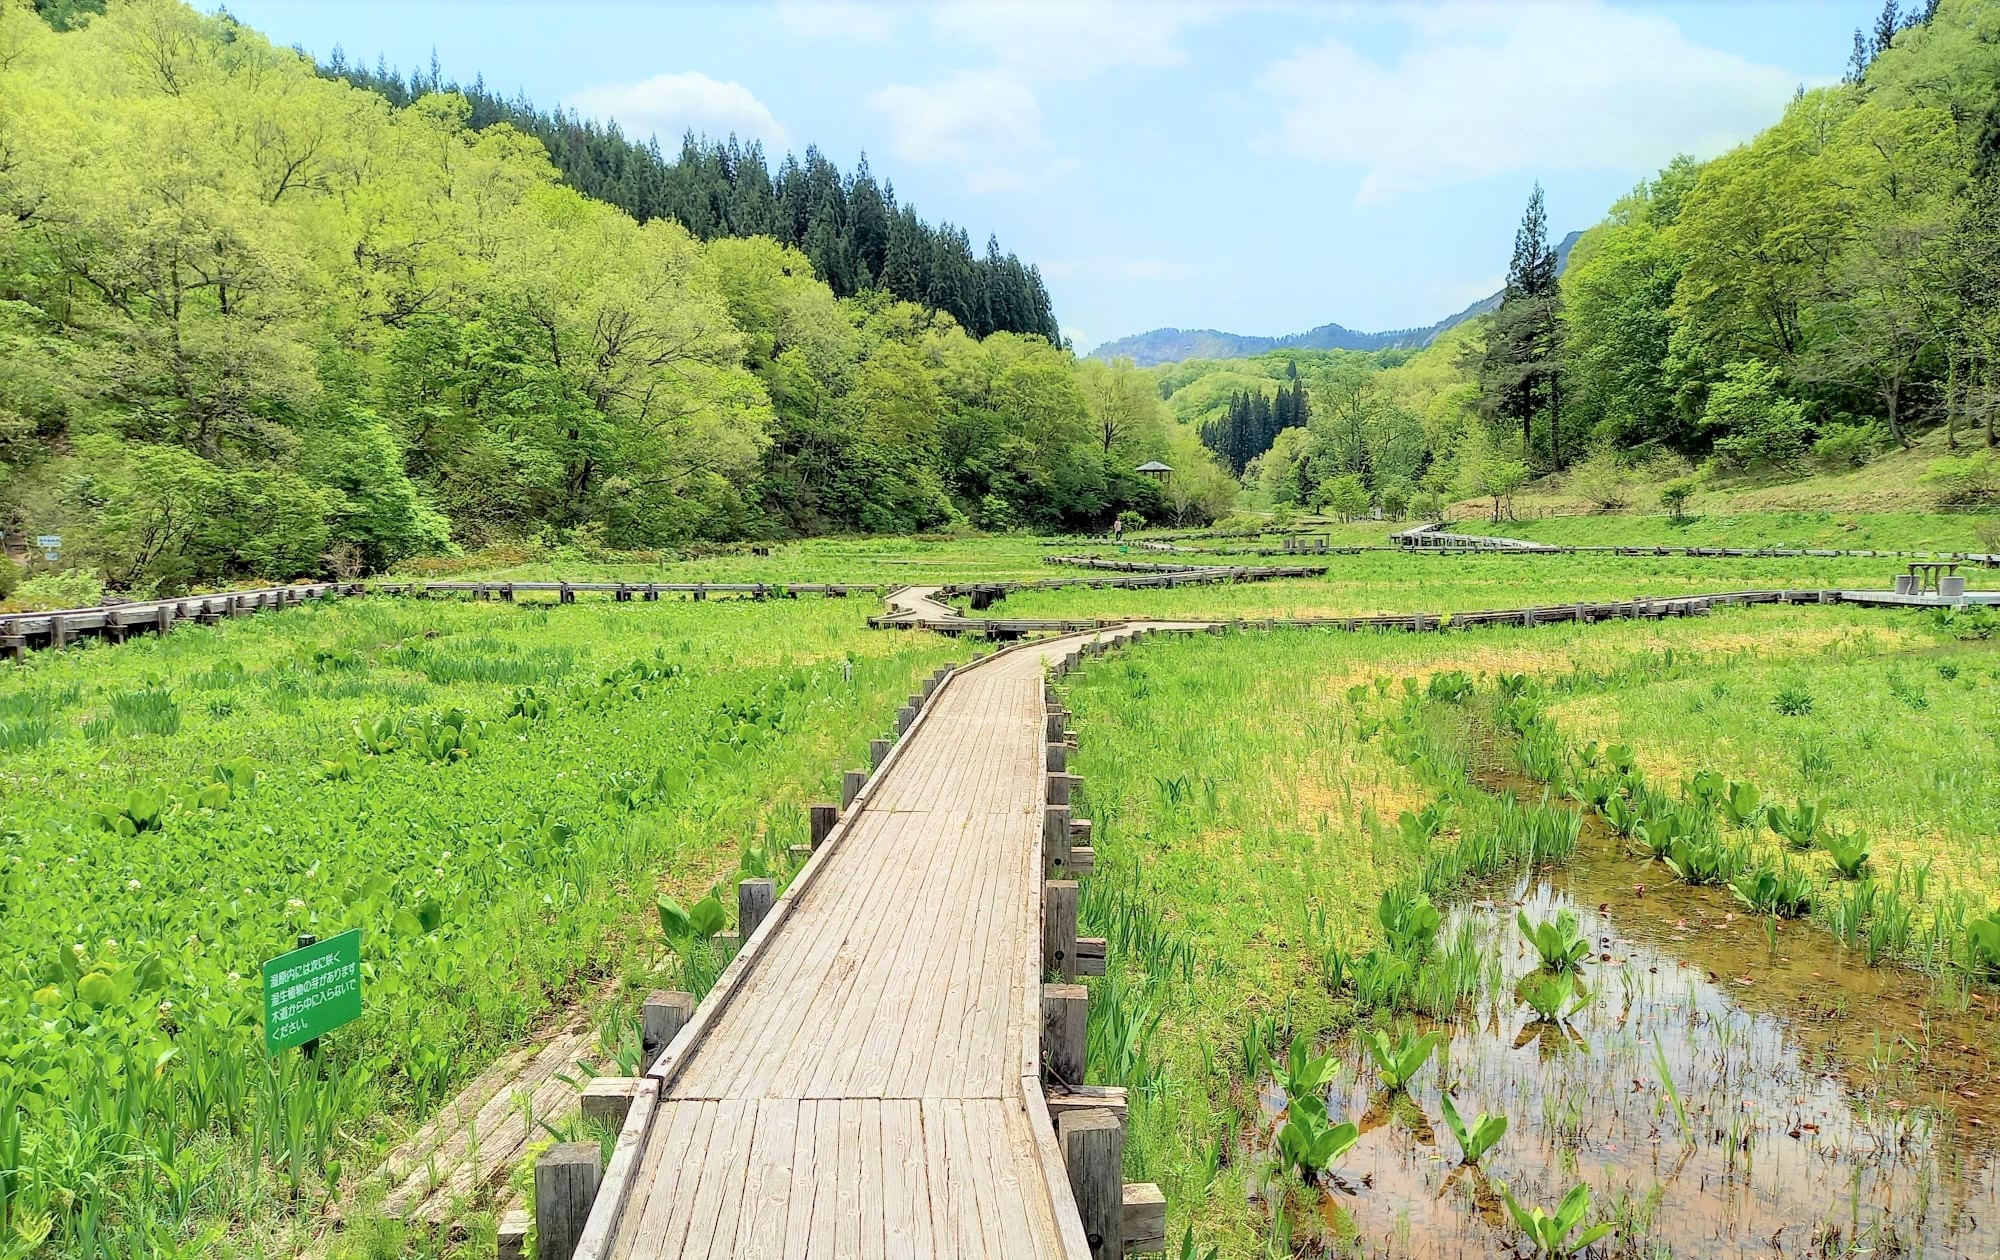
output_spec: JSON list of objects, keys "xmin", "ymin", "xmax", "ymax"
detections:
[{"xmin": 597, "ymin": 623, "xmax": 1181, "ymax": 1260}]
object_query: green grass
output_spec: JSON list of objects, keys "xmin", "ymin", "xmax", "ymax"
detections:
[
  {"xmin": 1498, "ymin": 509, "xmax": 1999, "ymax": 553},
  {"xmin": 10, "ymin": 528, "xmax": 1997, "ymax": 1257},
  {"xmin": 0, "ymin": 593, "xmax": 966, "ymax": 1256},
  {"xmin": 1055, "ymin": 605, "xmax": 1985, "ymax": 1257},
  {"xmin": 993, "ymin": 551, "xmax": 1914, "ymax": 622},
  {"xmin": 1542, "ymin": 628, "xmax": 2000, "ymax": 904},
  {"xmin": 413, "ymin": 534, "xmax": 1064, "ymax": 586}
]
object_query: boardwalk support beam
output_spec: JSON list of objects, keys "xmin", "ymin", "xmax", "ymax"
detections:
[
  {"xmin": 1044, "ymin": 805, "xmax": 1073, "ymax": 877},
  {"xmin": 580, "ymin": 1078, "xmax": 638, "ymax": 1128},
  {"xmin": 809, "ymin": 803, "xmax": 837, "ymax": 849},
  {"xmin": 738, "ymin": 878, "xmax": 776, "ymax": 942},
  {"xmin": 534, "ymin": 1141, "xmax": 600, "ymax": 1260},
  {"xmin": 1044, "ymin": 881, "xmax": 1079, "ymax": 980},
  {"xmin": 641, "ymin": 990, "xmax": 693, "ymax": 1066},
  {"xmin": 497, "ymin": 1208, "xmax": 532, "ymax": 1260},
  {"xmin": 1059, "ymin": 1108, "xmax": 1126, "ymax": 1260},
  {"xmin": 1042, "ymin": 983, "xmax": 1088, "ymax": 1088}
]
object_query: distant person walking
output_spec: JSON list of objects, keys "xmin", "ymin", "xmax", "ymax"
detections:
[{"xmin": 1112, "ymin": 517, "xmax": 1123, "ymax": 542}]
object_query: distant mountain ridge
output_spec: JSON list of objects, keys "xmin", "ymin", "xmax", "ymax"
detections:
[{"xmin": 1088, "ymin": 231, "xmax": 1581, "ymax": 366}]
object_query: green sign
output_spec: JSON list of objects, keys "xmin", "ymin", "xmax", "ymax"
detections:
[{"xmin": 261, "ymin": 929, "xmax": 362, "ymax": 1053}]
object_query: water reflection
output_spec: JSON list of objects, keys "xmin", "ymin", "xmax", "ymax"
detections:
[{"xmin": 1303, "ymin": 825, "xmax": 2000, "ymax": 1257}]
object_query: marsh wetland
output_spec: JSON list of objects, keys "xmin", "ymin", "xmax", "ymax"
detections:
[
  {"xmin": 1312, "ymin": 810, "xmax": 2000, "ymax": 1257},
  {"xmin": 1062, "ymin": 611, "xmax": 2000, "ymax": 1258}
]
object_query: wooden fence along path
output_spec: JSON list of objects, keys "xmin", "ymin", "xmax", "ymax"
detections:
[
  {"xmin": 1389, "ymin": 519, "xmax": 2000, "ymax": 563},
  {"xmin": 11, "ymin": 536, "xmax": 1999, "ymax": 659},
  {"xmin": 550, "ymin": 622, "xmax": 1198, "ymax": 1260},
  {"xmin": 0, "ymin": 581, "xmax": 356, "ymax": 657},
  {"xmin": 871, "ymin": 583, "xmax": 1901, "ymax": 638},
  {"xmin": 0, "ymin": 581, "xmax": 883, "ymax": 659}
]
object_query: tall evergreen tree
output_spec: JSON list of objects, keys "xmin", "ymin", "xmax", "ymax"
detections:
[
  {"xmin": 1873, "ymin": 0, "xmax": 1901, "ymax": 53},
  {"xmin": 1478, "ymin": 183, "xmax": 1567, "ymax": 467},
  {"xmin": 309, "ymin": 56, "xmax": 1060, "ymax": 339}
]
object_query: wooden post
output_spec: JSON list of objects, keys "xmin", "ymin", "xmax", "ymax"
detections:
[
  {"xmin": 642, "ymin": 990, "xmax": 694, "ymax": 1065},
  {"xmin": 842, "ymin": 770, "xmax": 866, "ymax": 808},
  {"xmin": 1047, "ymin": 772, "xmax": 1073, "ymax": 807},
  {"xmin": 535, "ymin": 1142, "xmax": 601, "ymax": 1260},
  {"xmin": 1044, "ymin": 881, "xmax": 1079, "ymax": 980},
  {"xmin": 809, "ymin": 804, "xmax": 837, "ymax": 850},
  {"xmin": 501, "ymin": 583, "xmax": 514, "ymax": 603},
  {"xmin": 896, "ymin": 705, "xmax": 916, "ymax": 734},
  {"xmin": 1044, "ymin": 805, "xmax": 1072, "ymax": 877},
  {"xmin": 1041, "ymin": 983, "xmax": 1088, "ymax": 1087},
  {"xmin": 155, "ymin": 605, "xmax": 172, "ymax": 636},
  {"xmin": 869, "ymin": 738, "xmax": 891, "ymax": 769},
  {"xmin": 738, "ymin": 878, "xmax": 776, "ymax": 941},
  {"xmin": 1045, "ymin": 713, "xmax": 1065, "ymax": 743},
  {"xmin": 497, "ymin": 1209, "xmax": 533, "ymax": 1260},
  {"xmin": 1059, "ymin": 1108, "xmax": 1126, "ymax": 1260},
  {"xmin": 1047, "ymin": 743, "xmax": 1067, "ymax": 773},
  {"xmin": 581, "ymin": 1077, "xmax": 638, "ymax": 1128}
]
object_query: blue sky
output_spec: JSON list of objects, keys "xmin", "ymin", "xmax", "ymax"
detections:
[{"xmin": 225, "ymin": 1, "xmax": 1883, "ymax": 352}]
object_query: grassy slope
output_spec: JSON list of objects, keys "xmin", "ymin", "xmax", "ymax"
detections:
[
  {"xmin": 1499, "ymin": 509, "xmax": 1997, "ymax": 552},
  {"xmin": 1454, "ymin": 429, "xmax": 1999, "ymax": 550}
]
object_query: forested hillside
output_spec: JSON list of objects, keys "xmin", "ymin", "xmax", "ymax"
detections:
[
  {"xmin": 1190, "ymin": 0, "xmax": 2000, "ymax": 521},
  {"xmin": 0, "ymin": 0, "xmax": 1232, "ymax": 596},
  {"xmin": 317, "ymin": 56, "xmax": 1061, "ymax": 345}
]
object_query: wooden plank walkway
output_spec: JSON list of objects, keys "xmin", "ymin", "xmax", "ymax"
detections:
[
  {"xmin": 602, "ymin": 629, "xmax": 1079, "ymax": 1258},
  {"xmin": 361, "ymin": 1003, "xmax": 602, "ymax": 1226},
  {"xmin": 590, "ymin": 621, "xmax": 1198, "ymax": 1260}
]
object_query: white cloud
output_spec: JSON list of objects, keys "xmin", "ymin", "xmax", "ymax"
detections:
[
  {"xmin": 568, "ymin": 72, "xmax": 789, "ymax": 151},
  {"xmin": 775, "ymin": 1, "xmax": 898, "ymax": 42},
  {"xmin": 929, "ymin": 1, "xmax": 1218, "ymax": 81},
  {"xmin": 1258, "ymin": 2, "xmax": 1805, "ymax": 203},
  {"xmin": 866, "ymin": 2, "xmax": 1218, "ymax": 191},
  {"xmin": 868, "ymin": 69, "xmax": 1043, "ymax": 172}
]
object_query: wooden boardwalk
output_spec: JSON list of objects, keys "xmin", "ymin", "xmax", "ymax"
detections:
[{"xmin": 580, "ymin": 621, "xmax": 1192, "ymax": 1260}]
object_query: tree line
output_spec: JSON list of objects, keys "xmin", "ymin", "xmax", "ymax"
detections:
[
  {"xmin": 1221, "ymin": 0, "xmax": 2000, "ymax": 522},
  {"xmin": 1478, "ymin": 0, "xmax": 1996, "ymax": 482},
  {"xmin": 0, "ymin": 1, "xmax": 1234, "ymax": 595},
  {"xmin": 316, "ymin": 53, "xmax": 1061, "ymax": 346}
]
